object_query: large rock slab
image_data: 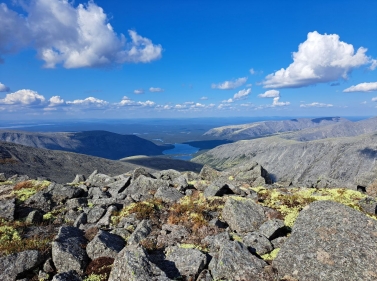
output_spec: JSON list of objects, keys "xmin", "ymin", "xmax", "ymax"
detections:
[
  {"xmin": 52, "ymin": 226, "xmax": 89, "ymax": 275},
  {"xmin": 126, "ymin": 175, "xmax": 169, "ymax": 202},
  {"xmin": 221, "ymin": 197, "xmax": 265, "ymax": 233},
  {"xmin": 223, "ymin": 162, "xmax": 271, "ymax": 186},
  {"xmin": 208, "ymin": 240, "xmax": 267, "ymax": 281},
  {"xmin": 0, "ymin": 198, "xmax": 15, "ymax": 221},
  {"xmin": 154, "ymin": 185, "xmax": 183, "ymax": 203},
  {"xmin": 274, "ymin": 200, "xmax": 377, "ymax": 281},
  {"xmin": 0, "ymin": 250, "xmax": 44, "ymax": 281},
  {"xmin": 86, "ymin": 230, "xmax": 125, "ymax": 260}
]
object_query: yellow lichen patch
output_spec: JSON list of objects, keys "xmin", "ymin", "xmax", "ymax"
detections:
[
  {"xmin": 179, "ymin": 243, "xmax": 208, "ymax": 252},
  {"xmin": 230, "ymin": 232, "xmax": 243, "ymax": 242},
  {"xmin": 83, "ymin": 274, "xmax": 107, "ymax": 281},
  {"xmin": 228, "ymin": 176, "xmax": 234, "ymax": 181},
  {"xmin": 0, "ymin": 181, "xmax": 13, "ymax": 186},
  {"xmin": 255, "ymin": 187, "xmax": 367, "ymax": 227},
  {"xmin": 12, "ymin": 180, "xmax": 50, "ymax": 202},
  {"xmin": 261, "ymin": 248, "xmax": 280, "ymax": 261}
]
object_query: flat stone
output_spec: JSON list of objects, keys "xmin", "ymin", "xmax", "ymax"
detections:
[
  {"xmin": 258, "ymin": 219, "xmax": 285, "ymax": 240},
  {"xmin": 127, "ymin": 219, "xmax": 152, "ymax": 246},
  {"xmin": 86, "ymin": 230, "xmax": 126, "ymax": 260},
  {"xmin": 243, "ymin": 232, "xmax": 273, "ymax": 255},
  {"xmin": 154, "ymin": 185, "xmax": 184, "ymax": 203}
]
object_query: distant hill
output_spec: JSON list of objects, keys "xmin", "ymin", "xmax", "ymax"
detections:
[
  {"xmin": 203, "ymin": 117, "xmax": 349, "ymax": 141},
  {"xmin": 192, "ymin": 131, "xmax": 377, "ymax": 189},
  {"xmin": 0, "ymin": 130, "xmax": 172, "ymax": 160},
  {"xmin": 0, "ymin": 141, "xmax": 146, "ymax": 183}
]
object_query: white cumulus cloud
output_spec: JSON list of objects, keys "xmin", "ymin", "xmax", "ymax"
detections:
[
  {"xmin": 343, "ymin": 82, "xmax": 377, "ymax": 92},
  {"xmin": 222, "ymin": 98, "xmax": 234, "ymax": 103},
  {"xmin": 48, "ymin": 96, "xmax": 65, "ymax": 106},
  {"xmin": 300, "ymin": 102, "xmax": 333, "ymax": 108},
  {"xmin": 263, "ymin": 31, "xmax": 375, "ymax": 88},
  {"xmin": 211, "ymin": 77, "xmax": 247, "ymax": 90},
  {"xmin": 258, "ymin": 90, "xmax": 280, "ymax": 98},
  {"xmin": 0, "ymin": 82, "xmax": 10, "ymax": 92},
  {"xmin": 149, "ymin": 87, "xmax": 164, "ymax": 93},
  {"xmin": 0, "ymin": 89, "xmax": 45, "ymax": 106},
  {"xmin": 0, "ymin": 1, "xmax": 162, "ymax": 68},
  {"xmin": 134, "ymin": 89, "xmax": 144, "ymax": 94},
  {"xmin": 233, "ymin": 88, "xmax": 251, "ymax": 100},
  {"xmin": 272, "ymin": 97, "xmax": 290, "ymax": 107},
  {"xmin": 67, "ymin": 97, "xmax": 108, "ymax": 106}
]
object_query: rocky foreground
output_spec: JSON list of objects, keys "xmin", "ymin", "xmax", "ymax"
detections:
[{"xmin": 1, "ymin": 163, "xmax": 377, "ymax": 281}]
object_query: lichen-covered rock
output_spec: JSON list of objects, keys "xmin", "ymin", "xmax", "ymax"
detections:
[
  {"xmin": 24, "ymin": 191, "xmax": 52, "ymax": 212},
  {"xmin": 0, "ymin": 250, "xmax": 44, "ymax": 281},
  {"xmin": 47, "ymin": 183, "xmax": 83, "ymax": 202},
  {"xmin": 243, "ymin": 232, "xmax": 273, "ymax": 255},
  {"xmin": 52, "ymin": 270, "xmax": 82, "ymax": 281},
  {"xmin": 127, "ymin": 219, "xmax": 152, "ymax": 246},
  {"xmin": 0, "ymin": 198, "xmax": 15, "ymax": 221},
  {"xmin": 258, "ymin": 219, "xmax": 285, "ymax": 240},
  {"xmin": 52, "ymin": 226, "xmax": 89, "ymax": 275},
  {"xmin": 222, "ymin": 197, "xmax": 265, "ymax": 233},
  {"xmin": 154, "ymin": 185, "xmax": 183, "ymax": 203},
  {"xmin": 358, "ymin": 196, "xmax": 377, "ymax": 214},
  {"xmin": 203, "ymin": 183, "xmax": 234, "ymax": 198},
  {"xmin": 208, "ymin": 240, "xmax": 267, "ymax": 281},
  {"xmin": 223, "ymin": 161, "xmax": 270, "ymax": 186},
  {"xmin": 86, "ymin": 206, "xmax": 106, "ymax": 224},
  {"xmin": 132, "ymin": 167, "xmax": 154, "ymax": 181},
  {"xmin": 96, "ymin": 205, "xmax": 118, "ymax": 228},
  {"xmin": 165, "ymin": 246, "xmax": 208, "ymax": 279},
  {"xmin": 71, "ymin": 174, "xmax": 86, "ymax": 185},
  {"xmin": 157, "ymin": 224, "xmax": 190, "ymax": 247},
  {"xmin": 86, "ymin": 230, "xmax": 125, "ymax": 260},
  {"xmin": 107, "ymin": 177, "xmax": 130, "ymax": 197},
  {"xmin": 274, "ymin": 200, "xmax": 377, "ymax": 281}
]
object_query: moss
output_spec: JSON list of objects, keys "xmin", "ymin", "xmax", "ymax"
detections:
[
  {"xmin": 83, "ymin": 274, "xmax": 106, "ymax": 281},
  {"xmin": 88, "ymin": 202, "xmax": 94, "ymax": 208},
  {"xmin": 0, "ymin": 225, "xmax": 21, "ymax": 243},
  {"xmin": 179, "ymin": 243, "xmax": 208, "ymax": 252},
  {"xmin": 261, "ymin": 248, "xmax": 280, "ymax": 261},
  {"xmin": 12, "ymin": 180, "xmax": 50, "ymax": 202},
  {"xmin": 230, "ymin": 232, "xmax": 243, "ymax": 242}
]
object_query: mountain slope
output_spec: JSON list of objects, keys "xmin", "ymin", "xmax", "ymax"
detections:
[
  {"xmin": 192, "ymin": 132, "xmax": 377, "ymax": 188},
  {"xmin": 203, "ymin": 117, "xmax": 349, "ymax": 141},
  {"xmin": 0, "ymin": 130, "xmax": 171, "ymax": 160},
  {"xmin": 0, "ymin": 141, "xmax": 145, "ymax": 183}
]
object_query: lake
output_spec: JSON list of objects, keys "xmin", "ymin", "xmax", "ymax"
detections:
[{"xmin": 162, "ymin": 143, "xmax": 199, "ymax": 160}]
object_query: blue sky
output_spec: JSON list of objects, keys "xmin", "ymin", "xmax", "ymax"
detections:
[{"xmin": 0, "ymin": 0, "xmax": 376, "ymax": 119}]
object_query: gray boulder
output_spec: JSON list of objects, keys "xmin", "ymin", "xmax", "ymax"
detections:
[
  {"xmin": 107, "ymin": 177, "xmax": 130, "ymax": 197},
  {"xmin": 24, "ymin": 192, "xmax": 52, "ymax": 212},
  {"xmin": 86, "ymin": 206, "xmax": 106, "ymax": 224},
  {"xmin": 258, "ymin": 219, "xmax": 285, "ymax": 240},
  {"xmin": 203, "ymin": 183, "xmax": 234, "ymax": 198},
  {"xmin": 359, "ymin": 196, "xmax": 377, "ymax": 214},
  {"xmin": 165, "ymin": 246, "xmax": 208, "ymax": 279},
  {"xmin": 0, "ymin": 198, "xmax": 15, "ymax": 221},
  {"xmin": 96, "ymin": 205, "xmax": 118, "ymax": 228},
  {"xmin": 51, "ymin": 226, "xmax": 89, "ymax": 275},
  {"xmin": 154, "ymin": 185, "xmax": 183, "ymax": 203},
  {"xmin": 222, "ymin": 197, "xmax": 265, "ymax": 233},
  {"xmin": 274, "ymin": 200, "xmax": 377, "ymax": 281},
  {"xmin": 47, "ymin": 183, "xmax": 83, "ymax": 202},
  {"xmin": 86, "ymin": 230, "xmax": 126, "ymax": 260},
  {"xmin": 73, "ymin": 213, "xmax": 87, "ymax": 228},
  {"xmin": 127, "ymin": 219, "xmax": 152, "ymax": 246},
  {"xmin": 199, "ymin": 165, "xmax": 219, "ymax": 181},
  {"xmin": 243, "ymin": 232, "xmax": 273, "ymax": 255},
  {"xmin": 223, "ymin": 161, "xmax": 270, "ymax": 186},
  {"xmin": 208, "ymin": 240, "xmax": 268, "ymax": 281},
  {"xmin": 0, "ymin": 173, "xmax": 6, "ymax": 182},
  {"xmin": 126, "ymin": 175, "xmax": 169, "ymax": 202},
  {"xmin": 52, "ymin": 270, "xmax": 82, "ymax": 281},
  {"xmin": 71, "ymin": 174, "xmax": 86, "ymax": 185},
  {"xmin": 132, "ymin": 167, "xmax": 154, "ymax": 181},
  {"xmin": 0, "ymin": 250, "xmax": 44, "ymax": 281},
  {"xmin": 66, "ymin": 198, "xmax": 88, "ymax": 210},
  {"xmin": 157, "ymin": 224, "xmax": 190, "ymax": 247}
]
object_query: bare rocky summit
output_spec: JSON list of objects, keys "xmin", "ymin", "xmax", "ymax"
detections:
[{"xmin": 0, "ymin": 161, "xmax": 377, "ymax": 281}]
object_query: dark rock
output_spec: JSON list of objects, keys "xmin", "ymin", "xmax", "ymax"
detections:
[
  {"xmin": 88, "ymin": 186, "xmax": 111, "ymax": 200},
  {"xmin": 199, "ymin": 165, "xmax": 219, "ymax": 181},
  {"xmin": 132, "ymin": 167, "xmax": 154, "ymax": 181},
  {"xmin": 25, "ymin": 210, "xmax": 43, "ymax": 224},
  {"xmin": 0, "ymin": 250, "xmax": 44, "ymax": 281},
  {"xmin": 51, "ymin": 226, "xmax": 89, "ymax": 275},
  {"xmin": 222, "ymin": 197, "xmax": 265, "ymax": 233},
  {"xmin": 47, "ymin": 183, "xmax": 83, "ymax": 202},
  {"xmin": 107, "ymin": 177, "xmax": 130, "ymax": 198},
  {"xmin": 274, "ymin": 201, "xmax": 377, "ymax": 281},
  {"xmin": 0, "ymin": 198, "xmax": 15, "ymax": 221},
  {"xmin": 86, "ymin": 206, "xmax": 106, "ymax": 224},
  {"xmin": 52, "ymin": 270, "xmax": 82, "ymax": 281},
  {"xmin": 110, "ymin": 228, "xmax": 131, "ymax": 240},
  {"xmin": 208, "ymin": 240, "xmax": 267, "ymax": 281},
  {"xmin": 64, "ymin": 209, "xmax": 82, "ymax": 224},
  {"xmin": 127, "ymin": 220, "xmax": 152, "ymax": 246},
  {"xmin": 24, "ymin": 192, "xmax": 52, "ymax": 212},
  {"xmin": 165, "ymin": 246, "xmax": 208, "ymax": 279},
  {"xmin": 66, "ymin": 198, "xmax": 88, "ymax": 210},
  {"xmin": 86, "ymin": 230, "xmax": 126, "ymax": 260},
  {"xmin": 196, "ymin": 269, "xmax": 213, "ymax": 281},
  {"xmin": 154, "ymin": 185, "xmax": 184, "ymax": 203},
  {"xmin": 258, "ymin": 219, "xmax": 285, "ymax": 240},
  {"xmin": 86, "ymin": 172, "xmax": 116, "ymax": 187},
  {"xmin": 202, "ymin": 232, "xmax": 231, "ymax": 253},
  {"xmin": 243, "ymin": 232, "xmax": 273, "ymax": 255},
  {"xmin": 0, "ymin": 173, "xmax": 6, "ymax": 182}
]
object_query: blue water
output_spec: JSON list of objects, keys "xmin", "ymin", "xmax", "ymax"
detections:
[{"xmin": 162, "ymin": 143, "xmax": 199, "ymax": 160}]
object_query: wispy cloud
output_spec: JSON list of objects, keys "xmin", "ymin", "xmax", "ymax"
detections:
[
  {"xmin": 343, "ymin": 82, "xmax": 377, "ymax": 93},
  {"xmin": 0, "ymin": 0, "xmax": 162, "ymax": 68},
  {"xmin": 258, "ymin": 90, "xmax": 280, "ymax": 98},
  {"xmin": 134, "ymin": 89, "xmax": 145, "ymax": 94},
  {"xmin": 149, "ymin": 87, "xmax": 164, "ymax": 93},
  {"xmin": 263, "ymin": 31, "xmax": 375, "ymax": 88},
  {"xmin": 211, "ymin": 77, "xmax": 247, "ymax": 90},
  {"xmin": 300, "ymin": 102, "xmax": 333, "ymax": 108}
]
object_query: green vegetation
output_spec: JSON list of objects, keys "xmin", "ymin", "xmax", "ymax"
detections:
[
  {"xmin": 12, "ymin": 180, "xmax": 50, "ymax": 202},
  {"xmin": 261, "ymin": 248, "xmax": 280, "ymax": 261}
]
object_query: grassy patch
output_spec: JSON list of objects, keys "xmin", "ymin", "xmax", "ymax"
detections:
[
  {"xmin": 85, "ymin": 257, "xmax": 114, "ymax": 281},
  {"xmin": 12, "ymin": 180, "xmax": 50, "ymax": 202}
]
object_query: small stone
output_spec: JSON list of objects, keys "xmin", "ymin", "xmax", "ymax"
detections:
[
  {"xmin": 243, "ymin": 232, "xmax": 273, "ymax": 255},
  {"xmin": 258, "ymin": 219, "xmax": 285, "ymax": 240}
]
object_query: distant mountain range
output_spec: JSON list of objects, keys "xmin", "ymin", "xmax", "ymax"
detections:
[
  {"xmin": 0, "ymin": 130, "xmax": 172, "ymax": 160},
  {"xmin": 194, "ymin": 117, "xmax": 377, "ymax": 188},
  {"xmin": 203, "ymin": 117, "xmax": 349, "ymax": 141}
]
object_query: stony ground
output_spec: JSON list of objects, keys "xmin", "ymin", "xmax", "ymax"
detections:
[{"xmin": 1, "ymin": 162, "xmax": 377, "ymax": 281}]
